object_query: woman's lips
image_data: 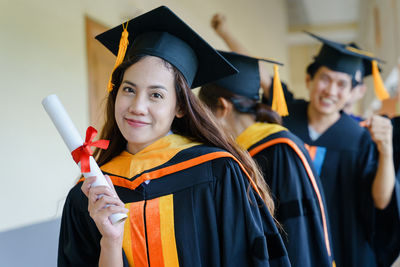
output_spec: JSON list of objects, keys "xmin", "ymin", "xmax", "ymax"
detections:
[{"xmin": 125, "ymin": 118, "xmax": 150, "ymax": 127}]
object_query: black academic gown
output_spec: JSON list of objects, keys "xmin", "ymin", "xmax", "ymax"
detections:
[
  {"xmin": 58, "ymin": 134, "xmax": 291, "ymax": 267},
  {"xmin": 372, "ymin": 116, "xmax": 400, "ymax": 267},
  {"xmin": 282, "ymin": 100, "xmax": 400, "ymax": 267},
  {"xmin": 392, "ymin": 116, "xmax": 400, "ymax": 174},
  {"xmin": 236, "ymin": 123, "xmax": 334, "ymax": 267}
]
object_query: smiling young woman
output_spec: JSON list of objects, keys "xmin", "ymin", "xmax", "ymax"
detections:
[{"xmin": 57, "ymin": 6, "xmax": 290, "ymax": 267}]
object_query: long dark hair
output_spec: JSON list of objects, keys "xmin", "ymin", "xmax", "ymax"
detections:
[
  {"xmin": 93, "ymin": 54, "xmax": 275, "ymax": 214},
  {"xmin": 198, "ymin": 83, "xmax": 282, "ymax": 124}
]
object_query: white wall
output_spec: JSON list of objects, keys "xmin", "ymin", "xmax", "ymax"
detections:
[
  {"xmin": 0, "ymin": 0, "xmax": 288, "ymax": 231},
  {"xmin": 358, "ymin": 0, "xmax": 400, "ymax": 115}
]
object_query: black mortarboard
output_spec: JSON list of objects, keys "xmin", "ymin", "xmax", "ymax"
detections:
[
  {"xmin": 347, "ymin": 42, "xmax": 385, "ymax": 78},
  {"xmin": 95, "ymin": 6, "xmax": 238, "ymax": 91},
  {"xmin": 213, "ymin": 51, "xmax": 288, "ymax": 116},
  {"xmin": 307, "ymin": 31, "xmax": 389, "ymax": 100}
]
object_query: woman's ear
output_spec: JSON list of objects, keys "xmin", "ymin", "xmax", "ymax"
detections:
[
  {"xmin": 175, "ymin": 105, "xmax": 185, "ymax": 118},
  {"xmin": 215, "ymin": 97, "xmax": 232, "ymax": 119}
]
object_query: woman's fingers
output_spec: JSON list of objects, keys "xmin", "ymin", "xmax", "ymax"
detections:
[
  {"xmin": 88, "ymin": 185, "xmax": 116, "ymax": 202},
  {"xmin": 104, "ymin": 175, "xmax": 118, "ymax": 195},
  {"xmin": 81, "ymin": 176, "xmax": 96, "ymax": 197},
  {"xmin": 88, "ymin": 194, "xmax": 126, "ymax": 217}
]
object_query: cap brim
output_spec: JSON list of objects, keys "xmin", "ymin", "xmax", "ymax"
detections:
[
  {"xmin": 219, "ymin": 51, "xmax": 284, "ymax": 66},
  {"xmin": 305, "ymin": 31, "xmax": 383, "ymax": 63}
]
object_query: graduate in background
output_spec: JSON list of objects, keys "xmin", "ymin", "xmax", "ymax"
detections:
[
  {"xmin": 211, "ymin": 14, "xmax": 399, "ymax": 267},
  {"xmin": 341, "ymin": 43, "xmax": 368, "ymax": 122},
  {"xmin": 339, "ymin": 49, "xmax": 400, "ymax": 265},
  {"xmin": 199, "ymin": 51, "xmax": 334, "ymax": 267},
  {"xmin": 58, "ymin": 6, "xmax": 291, "ymax": 267}
]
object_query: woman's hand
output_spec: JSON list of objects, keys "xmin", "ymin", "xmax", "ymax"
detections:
[{"xmin": 81, "ymin": 175, "xmax": 128, "ymax": 243}]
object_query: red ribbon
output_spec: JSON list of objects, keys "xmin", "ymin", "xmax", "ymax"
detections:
[{"xmin": 71, "ymin": 126, "xmax": 109, "ymax": 173}]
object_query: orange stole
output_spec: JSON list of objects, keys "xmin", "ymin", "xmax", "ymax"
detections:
[
  {"xmin": 248, "ymin": 137, "xmax": 332, "ymax": 257},
  {"xmin": 304, "ymin": 144, "xmax": 317, "ymax": 161},
  {"xmin": 123, "ymin": 194, "xmax": 179, "ymax": 267}
]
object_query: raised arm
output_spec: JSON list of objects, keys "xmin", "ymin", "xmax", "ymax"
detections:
[
  {"xmin": 366, "ymin": 115, "xmax": 396, "ymax": 209},
  {"xmin": 211, "ymin": 13, "xmax": 273, "ymax": 94}
]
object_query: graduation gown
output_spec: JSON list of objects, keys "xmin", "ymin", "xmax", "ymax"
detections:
[
  {"xmin": 236, "ymin": 122, "xmax": 333, "ymax": 267},
  {"xmin": 58, "ymin": 134, "xmax": 291, "ymax": 267},
  {"xmin": 372, "ymin": 116, "xmax": 400, "ymax": 267},
  {"xmin": 393, "ymin": 116, "xmax": 400, "ymax": 174},
  {"xmin": 282, "ymin": 100, "xmax": 400, "ymax": 267}
]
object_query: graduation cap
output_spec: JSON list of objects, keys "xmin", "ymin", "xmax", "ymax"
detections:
[
  {"xmin": 95, "ymin": 6, "xmax": 238, "ymax": 92},
  {"xmin": 307, "ymin": 31, "xmax": 389, "ymax": 100},
  {"xmin": 213, "ymin": 51, "xmax": 288, "ymax": 116}
]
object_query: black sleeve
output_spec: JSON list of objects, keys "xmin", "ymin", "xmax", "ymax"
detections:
[
  {"xmin": 58, "ymin": 184, "xmax": 102, "ymax": 267},
  {"xmin": 392, "ymin": 117, "xmax": 400, "ymax": 174},
  {"xmin": 212, "ymin": 158, "xmax": 290, "ymax": 267},
  {"xmin": 357, "ymin": 131, "xmax": 378, "ymax": 243},
  {"xmin": 373, "ymin": 174, "xmax": 400, "ymax": 266}
]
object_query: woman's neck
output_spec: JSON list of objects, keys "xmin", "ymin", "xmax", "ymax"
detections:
[
  {"xmin": 228, "ymin": 113, "xmax": 256, "ymax": 138},
  {"xmin": 126, "ymin": 130, "xmax": 173, "ymax": 155}
]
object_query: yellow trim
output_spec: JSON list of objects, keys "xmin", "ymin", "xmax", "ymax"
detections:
[
  {"xmin": 236, "ymin": 122, "xmax": 287, "ymax": 150},
  {"xmin": 345, "ymin": 45, "xmax": 375, "ymax": 57},
  {"xmin": 101, "ymin": 134, "xmax": 200, "ymax": 178},
  {"xmin": 159, "ymin": 195, "xmax": 180, "ymax": 266},
  {"xmin": 122, "ymin": 204, "xmax": 135, "ymax": 266}
]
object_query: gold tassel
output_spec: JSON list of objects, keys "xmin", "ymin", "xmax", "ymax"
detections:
[
  {"xmin": 271, "ymin": 64, "xmax": 289, "ymax": 116},
  {"xmin": 107, "ymin": 22, "xmax": 129, "ymax": 93},
  {"xmin": 371, "ymin": 60, "xmax": 390, "ymax": 100}
]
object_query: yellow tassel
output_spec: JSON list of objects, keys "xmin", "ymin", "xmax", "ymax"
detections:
[
  {"xmin": 271, "ymin": 64, "xmax": 289, "ymax": 116},
  {"xmin": 107, "ymin": 22, "xmax": 129, "ymax": 93},
  {"xmin": 371, "ymin": 60, "xmax": 389, "ymax": 100}
]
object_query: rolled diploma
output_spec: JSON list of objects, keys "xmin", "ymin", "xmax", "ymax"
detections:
[{"xmin": 42, "ymin": 94, "xmax": 127, "ymax": 224}]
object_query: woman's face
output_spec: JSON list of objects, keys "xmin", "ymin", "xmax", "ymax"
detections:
[{"xmin": 115, "ymin": 56, "xmax": 183, "ymax": 154}]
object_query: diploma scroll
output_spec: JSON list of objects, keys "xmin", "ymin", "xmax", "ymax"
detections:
[{"xmin": 42, "ymin": 94, "xmax": 127, "ymax": 224}]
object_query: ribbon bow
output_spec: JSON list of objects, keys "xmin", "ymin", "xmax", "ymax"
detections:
[{"xmin": 71, "ymin": 126, "xmax": 109, "ymax": 173}]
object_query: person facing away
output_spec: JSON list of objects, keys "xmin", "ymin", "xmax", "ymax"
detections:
[
  {"xmin": 339, "ymin": 43, "xmax": 369, "ymax": 122},
  {"xmin": 57, "ymin": 6, "xmax": 292, "ymax": 267},
  {"xmin": 211, "ymin": 13, "xmax": 399, "ymax": 267},
  {"xmin": 198, "ymin": 51, "xmax": 334, "ymax": 267}
]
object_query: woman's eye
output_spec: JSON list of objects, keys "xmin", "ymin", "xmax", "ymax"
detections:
[
  {"xmin": 123, "ymin": 87, "xmax": 134, "ymax": 93},
  {"xmin": 151, "ymin": 92, "xmax": 164, "ymax": 99}
]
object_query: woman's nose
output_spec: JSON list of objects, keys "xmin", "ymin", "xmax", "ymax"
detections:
[{"xmin": 128, "ymin": 95, "xmax": 148, "ymax": 115}]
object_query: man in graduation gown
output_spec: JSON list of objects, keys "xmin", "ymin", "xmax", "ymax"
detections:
[
  {"xmin": 266, "ymin": 34, "xmax": 399, "ymax": 266},
  {"xmin": 211, "ymin": 15, "xmax": 399, "ymax": 266}
]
